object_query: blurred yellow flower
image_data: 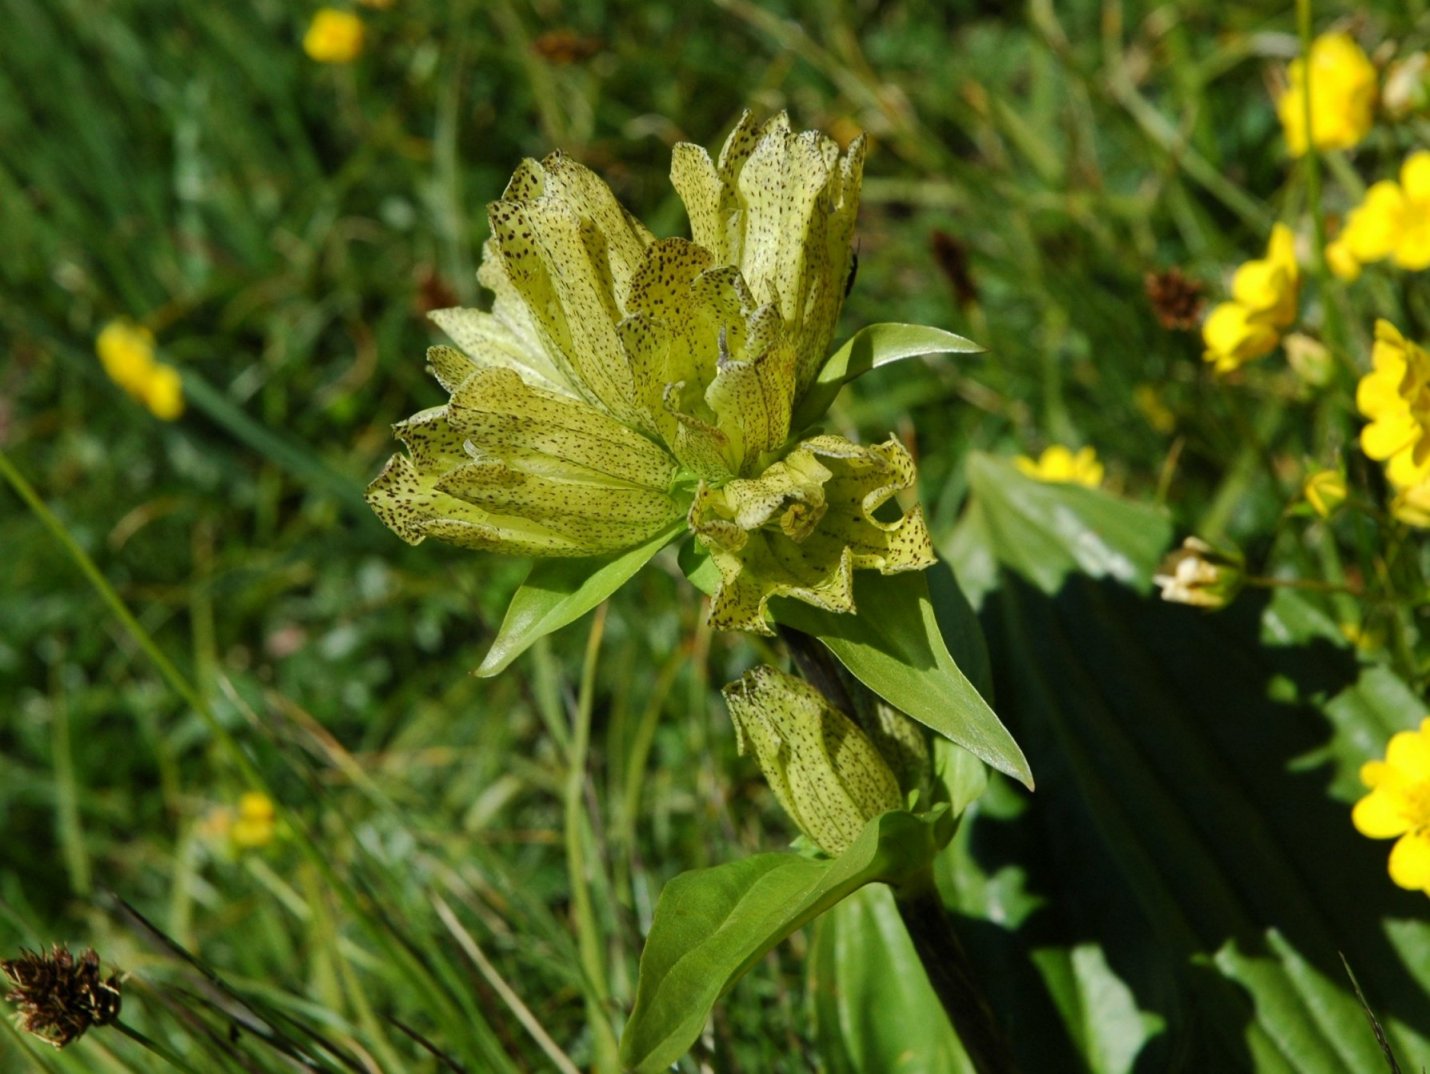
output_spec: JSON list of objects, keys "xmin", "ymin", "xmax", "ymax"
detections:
[
  {"xmin": 1357, "ymin": 320, "xmax": 1430, "ymax": 489},
  {"xmin": 1302, "ymin": 468, "xmax": 1346, "ymax": 518},
  {"xmin": 231, "ymin": 792, "xmax": 278, "ymax": 849},
  {"xmin": 1277, "ymin": 31, "xmax": 1377, "ymax": 157},
  {"xmin": 303, "ymin": 9, "xmax": 364, "ymax": 64},
  {"xmin": 1014, "ymin": 444, "xmax": 1104, "ymax": 487},
  {"xmin": 96, "ymin": 320, "xmax": 156, "ymax": 395},
  {"xmin": 1353, "ymin": 717, "xmax": 1430, "ymax": 895},
  {"xmin": 1202, "ymin": 224, "xmax": 1300, "ymax": 373},
  {"xmin": 140, "ymin": 365, "xmax": 185, "ymax": 421},
  {"xmin": 1391, "ymin": 479, "xmax": 1430, "ymax": 528},
  {"xmin": 1133, "ymin": 383, "xmax": 1176, "ymax": 433},
  {"xmin": 95, "ymin": 319, "xmax": 185, "ymax": 421},
  {"xmin": 1336, "ymin": 152, "xmax": 1430, "ymax": 274}
]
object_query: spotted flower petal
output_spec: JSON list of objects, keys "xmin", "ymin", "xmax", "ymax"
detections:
[{"xmin": 689, "ymin": 435, "xmax": 935, "ymax": 633}]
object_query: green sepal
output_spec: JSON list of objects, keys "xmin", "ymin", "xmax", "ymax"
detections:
[
  {"xmin": 792, "ymin": 323, "xmax": 983, "ymax": 432},
  {"xmin": 619, "ymin": 806, "xmax": 953, "ymax": 1074},
  {"xmin": 772, "ymin": 568, "xmax": 1032, "ymax": 789},
  {"xmin": 475, "ymin": 521, "xmax": 682, "ymax": 677}
]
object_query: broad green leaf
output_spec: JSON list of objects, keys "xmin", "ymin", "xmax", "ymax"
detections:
[
  {"xmin": 945, "ymin": 452, "xmax": 1171, "ymax": 608},
  {"xmin": 792, "ymin": 323, "xmax": 983, "ymax": 432},
  {"xmin": 475, "ymin": 522, "xmax": 680, "ymax": 676},
  {"xmin": 620, "ymin": 808, "xmax": 952, "ymax": 1074},
  {"xmin": 810, "ymin": 884, "xmax": 973, "ymax": 1074},
  {"xmin": 772, "ymin": 570, "xmax": 1032, "ymax": 789},
  {"xmin": 937, "ymin": 467, "xmax": 1430, "ymax": 1069}
]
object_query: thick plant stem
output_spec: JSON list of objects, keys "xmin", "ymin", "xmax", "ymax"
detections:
[{"xmin": 894, "ymin": 868, "xmax": 1019, "ymax": 1074}]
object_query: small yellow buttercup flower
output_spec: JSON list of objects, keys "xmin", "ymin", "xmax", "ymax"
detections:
[
  {"xmin": 1357, "ymin": 320, "xmax": 1430, "ymax": 489},
  {"xmin": 1201, "ymin": 224, "xmax": 1300, "ymax": 373},
  {"xmin": 1014, "ymin": 444, "xmax": 1103, "ymax": 488},
  {"xmin": 95, "ymin": 319, "xmax": 186, "ymax": 420},
  {"xmin": 303, "ymin": 9, "xmax": 365, "ymax": 64},
  {"xmin": 1277, "ymin": 31, "xmax": 1377, "ymax": 157},
  {"xmin": 1337, "ymin": 152, "xmax": 1430, "ymax": 274},
  {"xmin": 140, "ymin": 364, "xmax": 185, "ymax": 421},
  {"xmin": 1353, "ymin": 718, "xmax": 1430, "ymax": 895},
  {"xmin": 1303, "ymin": 468, "xmax": 1347, "ymax": 518},
  {"xmin": 96, "ymin": 320, "xmax": 156, "ymax": 395},
  {"xmin": 231, "ymin": 792, "xmax": 278, "ymax": 849}
]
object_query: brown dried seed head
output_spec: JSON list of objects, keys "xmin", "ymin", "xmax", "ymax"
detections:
[
  {"xmin": 2, "ymin": 944, "xmax": 122, "ymax": 1049},
  {"xmin": 1145, "ymin": 267, "xmax": 1205, "ymax": 331}
]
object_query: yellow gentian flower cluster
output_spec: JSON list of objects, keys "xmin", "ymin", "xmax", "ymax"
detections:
[
  {"xmin": 303, "ymin": 9, "xmax": 365, "ymax": 64},
  {"xmin": 1357, "ymin": 320, "xmax": 1430, "ymax": 527},
  {"xmin": 1353, "ymin": 717, "xmax": 1430, "ymax": 895},
  {"xmin": 95, "ymin": 320, "xmax": 184, "ymax": 421},
  {"xmin": 368, "ymin": 113, "xmax": 935, "ymax": 634},
  {"xmin": 1327, "ymin": 151, "xmax": 1430, "ymax": 281},
  {"xmin": 1277, "ymin": 31, "xmax": 1377, "ymax": 157},
  {"xmin": 1013, "ymin": 444, "xmax": 1103, "ymax": 488},
  {"xmin": 1200, "ymin": 224, "xmax": 1301, "ymax": 373}
]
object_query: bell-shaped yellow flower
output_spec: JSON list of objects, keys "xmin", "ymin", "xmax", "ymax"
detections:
[
  {"xmin": 723, "ymin": 666, "xmax": 904, "ymax": 856},
  {"xmin": 1277, "ymin": 31, "xmax": 1377, "ymax": 157},
  {"xmin": 369, "ymin": 113, "xmax": 935, "ymax": 632}
]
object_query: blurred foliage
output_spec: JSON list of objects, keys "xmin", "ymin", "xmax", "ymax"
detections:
[{"xmin": 3, "ymin": 0, "xmax": 1430, "ymax": 1070}]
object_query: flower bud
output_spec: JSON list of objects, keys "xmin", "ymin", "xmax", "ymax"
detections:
[
  {"xmin": 1303, "ymin": 468, "xmax": 1347, "ymax": 518},
  {"xmin": 1153, "ymin": 537, "xmax": 1244, "ymax": 610},
  {"xmin": 723, "ymin": 666, "xmax": 903, "ymax": 855}
]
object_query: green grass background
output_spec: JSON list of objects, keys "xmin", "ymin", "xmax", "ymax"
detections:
[{"xmin": 4, "ymin": 0, "xmax": 1429, "ymax": 1070}]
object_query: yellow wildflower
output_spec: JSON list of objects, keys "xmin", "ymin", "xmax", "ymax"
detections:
[
  {"xmin": 1324, "ymin": 235, "xmax": 1361, "ymax": 281},
  {"xmin": 96, "ymin": 320, "xmax": 156, "ymax": 395},
  {"xmin": 140, "ymin": 364, "xmax": 185, "ymax": 421},
  {"xmin": 303, "ymin": 9, "xmax": 365, "ymax": 64},
  {"xmin": 1302, "ymin": 468, "xmax": 1346, "ymax": 518},
  {"xmin": 367, "ymin": 113, "xmax": 934, "ymax": 634},
  {"xmin": 1356, "ymin": 320, "xmax": 1430, "ymax": 489},
  {"xmin": 1337, "ymin": 152, "xmax": 1430, "ymax": 273},
  {"xmin": 1277, "ymin": 31, "xmax": 1377, "ymax": 157},
  {"xmin": 1391, "ymin": 479, "xmax": 1430, "ymax": 528},
  {"xmin": 1013, "ymin": 444, "xmax": 1103, "ymax": 487},
  {"xmin": 231, "ymin": 792, "xmax": 278, "ymax": 849},
  {"xmin": 1201, "ymin": 224, "xmax": 1300, "ymax": 373},
  {"xmin": 1353, "ymin": 718, "xmax": 1430, "ymax": 895}
]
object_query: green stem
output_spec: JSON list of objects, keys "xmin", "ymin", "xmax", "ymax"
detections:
[
  {"xmin": 566, "ymin": 604, "xmax": 621, "ymax": 1073},
  {"xmin": 893, "ymin": 868, "xmax": 1020, "ymax": 1074}
]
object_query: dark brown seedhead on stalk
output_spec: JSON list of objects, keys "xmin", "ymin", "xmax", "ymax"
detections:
[
  {"xmin": 1145, "ymin": 267, "xmax": 1205, "ymax": 330},
  {"xmin": 2, "ymin": 944, "xmax": 122, "ymax": 1048}
]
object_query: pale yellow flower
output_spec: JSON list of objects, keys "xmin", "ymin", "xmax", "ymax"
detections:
[
  {"xmin": 1302, "ymin": 468, "xmax": 1346, "ymax": 518},
  {"xmin": 1153, "ymin": 537, "xmax": 1244, "ymax": 610},
  {"xmin": 1277, "ymin": 31, "xmax": 1377, "ymax": 157},
  {"xmin": 1391, "ymin": 479, "xmax": 1430, "ymax": 528},
  {"xmin": 1357, "ymin": 320, "xmax": 1430, "ymax": 489},
  {"xmin": 231, "ymin": 792, "xmax": 278, "ymax": 849},
  {"xmin": 1353, "ymin": 718, "xmax": 1430, "ymax": 895},
  {"xmin": 1013, "ymin": 444, "xmax": 1104, "ymax": 487},
  {"xmin": 303, "ymin": 9, "xmax": 364, "ymax": 64}
]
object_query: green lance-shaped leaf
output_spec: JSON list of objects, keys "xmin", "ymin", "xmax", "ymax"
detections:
[
  {"xmin": 619, "ymin": 808, "xmax": 953, "ymax": 1074},
  {"xmin": 475, "ymin": 521, "xmax": 683, "ymax": 677},
  {"xmin": 772, "ymin": 568, "xmax": 1032, "ymax": 789},
  {"xmin": 791, "ymin": 323, "xmax": 984, "ymax": 432},
  {"xmin": 724, "ymin": 666, "xmax": 904, "ymax": 855}
]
